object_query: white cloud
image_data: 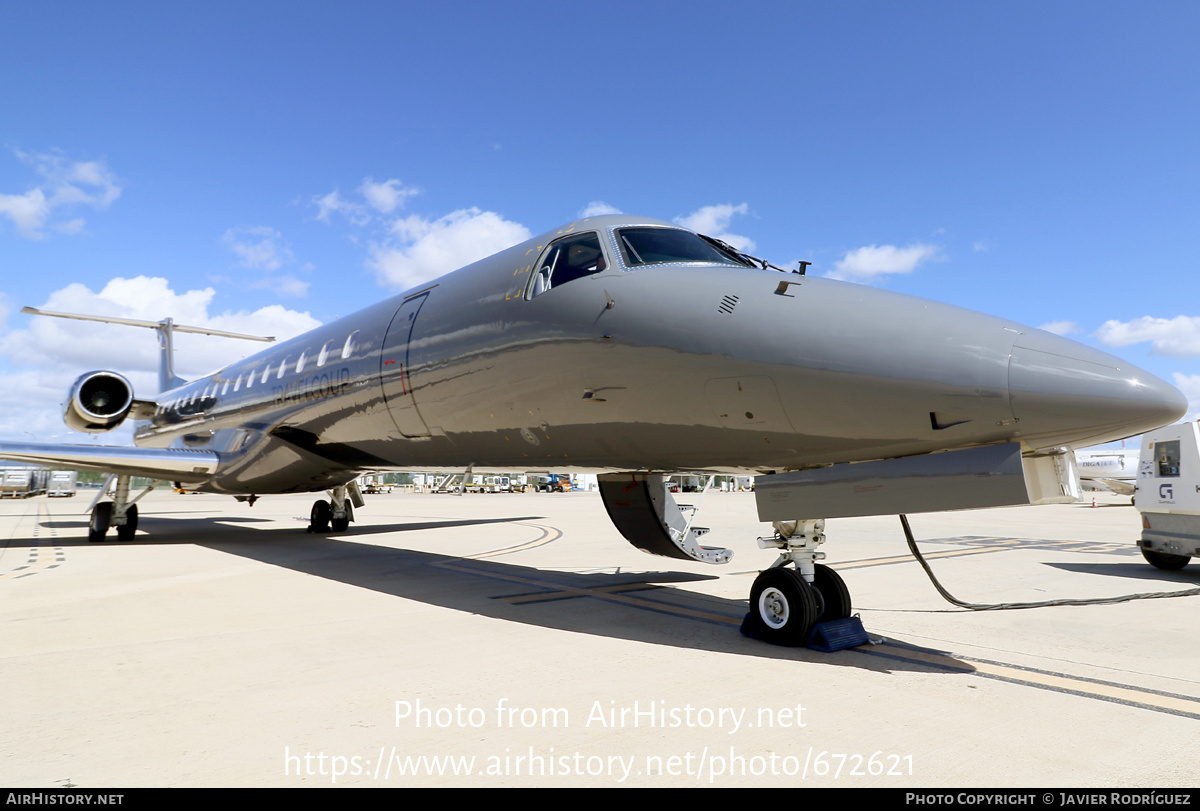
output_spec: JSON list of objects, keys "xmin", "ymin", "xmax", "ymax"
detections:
[
  {"xmin": 674, "ymin": 203, "xmax": 756, "ymax": 252},
  {"xmin": 313, "ymin": 190, "xmax": 369, "ymax": 226},
  {"xmin": 0, "ymin": 188, "xmax": 50, "ymax": 237},
  {"xmin": 0, "ymin": 368, "xmax": 79, "ymax": 443},
  {"xmin": 367, "ymin": 208, "xmax": 531, "ymax": 290},
  {"xmin": 1171, "ymin": 374, "xmax": 1200, "ymax": 421},
  {"xmin": 824, "ymin": 243, "xmax": 940, "ymax": 282},
  {"xmin": 1095, "ymin": 316, "xmax": 1200, "ymax": 358},
  {"xmin": 0, "ymin": 150, "xmax": 121, "ymax": 239},
  {"xmin": 314, "ymin": 177, "xmax": 530, "ymax": 289},
  {"xmin": 222, "ymin": 226, "xmax": 292, "ymax": 271},
  {"xmin": 220, "ymin": 226, "xmax": 310, "ymax": 296},
  {"xmin": 360, "ymin": 177, "xmax": 419, "ymax": 214},
  {"xmin": 579, "ymin": 201, "xmax": 621, "ymax": 218},
  {"xmin": 314, "ymin": 177, "xmax": 418, "ymax": 225},
  {"xmin": 1039, "ymin": 320, "xmax": 1079, "ymax": 336},
  {"xmin": 0, "ymin": 277, "xmax": 320, "ymax": 440},
  {"xmin": 250, "ymin": 275, "xmax": 310, "ymax": 297}
]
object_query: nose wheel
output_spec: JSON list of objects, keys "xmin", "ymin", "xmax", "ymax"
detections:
[
  {"xmin": 750, "ymin": 568, "xmax": 818, "ymax": 645},
  {"xmin": 747, "ymin": 564, "xmax": 851, "ymax": 646},
  {"xmin": 812, "ymin": 563, "xmax": 851, "ymax": 621},
  {"xmin": 746, "ymin": 519, "xmax": 853, "ymax": 647}
]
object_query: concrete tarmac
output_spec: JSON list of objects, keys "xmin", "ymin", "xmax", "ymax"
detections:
[{"xmin": 2, "ymin": 488, "xmax": 1198, "ymax": 787}]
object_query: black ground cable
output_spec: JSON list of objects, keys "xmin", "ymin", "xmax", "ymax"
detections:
[{"xmin": 899, "ymin": 513, "xmax": 1200, "ymax": 610}]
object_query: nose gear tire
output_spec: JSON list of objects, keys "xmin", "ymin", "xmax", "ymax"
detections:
[{"xmin": 749, "ymin": 568, "xmax": 818, "ymax": 646}]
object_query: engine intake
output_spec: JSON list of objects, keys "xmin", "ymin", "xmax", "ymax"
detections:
[{"xmin": 64, "ymin": 371, "xmax": 135, "ymax": 433}]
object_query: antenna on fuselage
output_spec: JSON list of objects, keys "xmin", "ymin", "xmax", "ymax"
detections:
[{"xmin": 21, "ymin": 307, "xmax": 275, "ymax": 393}]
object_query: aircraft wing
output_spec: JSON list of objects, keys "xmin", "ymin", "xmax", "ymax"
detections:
[
  {"xmin": 0, "ymin": 441, "xmax": 218, "ymax": 482},
  {"xmin": 1082, "ymin": 476, "xmax": 1136, "ymax": 496}
]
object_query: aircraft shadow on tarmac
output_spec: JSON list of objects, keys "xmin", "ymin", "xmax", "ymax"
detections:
[
  {"xmin": 41, "ymin": 511, "xmax": 277, "ymax": 538},
  {"xmin": 40, "ymin": 512, "xmax": 536, "ymax": 543},
  {"xmin": 1044, "ymin": 560, "xmax": 1200, "ymax": 584},
  {"xmin": 45, "ymin": 511, "xmax": 962, "ymax": 673}
]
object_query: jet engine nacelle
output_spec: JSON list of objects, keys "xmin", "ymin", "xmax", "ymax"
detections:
[{"xmin": 64, "ymin": 371, "xmax": 135, "ymax": 433}]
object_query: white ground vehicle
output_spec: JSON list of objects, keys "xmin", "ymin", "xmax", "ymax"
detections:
[{"xmin": 1135, "ymin": 422, "xmax": 1200, "ymax": 570}]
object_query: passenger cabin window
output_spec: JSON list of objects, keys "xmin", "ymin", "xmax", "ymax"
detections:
[
  {"xmin": 318, "ymin": 341, "xmax": 331, "ymax": 367},
  {"xmin": 297, "ymin": 351, "xmax": 307, "ymax": 373},
  {"xmin": 528, "ymin": 232, "xmax": 607, "ymax": 299},
  {"xmin": 615, "ymin": 227, "xmax": 748, "ymax": 268},
  {"xmin": 342, "ymin": 331, "xmax": 359, "ymax": 359}
]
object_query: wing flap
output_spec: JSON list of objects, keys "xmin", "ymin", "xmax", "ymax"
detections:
[{"xmin": 0, "ymin": 441, "xmax": 218, "ymax": 482}]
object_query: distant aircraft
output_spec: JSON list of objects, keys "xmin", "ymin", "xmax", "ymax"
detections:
[
  {"xmin": 1075, "ymin": 448, "xmax": 1139, "ymax": 496},
  {"xmin": 0, "ymin": 215, "xmax": 1187, "ymax": 645}
]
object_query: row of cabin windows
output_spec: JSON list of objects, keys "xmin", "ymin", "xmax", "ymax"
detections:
[{"xmin": 156, "ymin": 331, "xmax": 359, "ymax": 417}]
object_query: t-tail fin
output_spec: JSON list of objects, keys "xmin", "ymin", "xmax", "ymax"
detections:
[{"xmin": 21, "ymin": 307, "xmax": 275, "ymax": 394}]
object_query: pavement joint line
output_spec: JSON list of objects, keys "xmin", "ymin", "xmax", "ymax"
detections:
[
  {"xmin": 859, "ymin": 641, "xmax": 1200, "ymax": 720},
  {"xmin": 1, "ymin": 501, "xmax": 62, "ymax": 580},
  {"xmin": 436, "ymin": 558, "xmax": 745, "ymax": 625}
]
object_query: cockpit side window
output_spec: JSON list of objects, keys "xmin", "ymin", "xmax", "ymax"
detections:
[
  {"xmin": 526, "ymin": 232, "xmax": 607, "ymax": 299},
  {"xmin": 615, "ymin": 227, "xmax": 748, "ymax": 268}
]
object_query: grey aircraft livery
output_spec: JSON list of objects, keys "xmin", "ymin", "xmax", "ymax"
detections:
[{"xmin": 0, "ymin": 215, "xmax": 1187, "ymax": 646}]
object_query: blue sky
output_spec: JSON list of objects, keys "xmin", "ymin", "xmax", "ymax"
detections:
[{"xmin": 1, "ymin": 1, "xmax": 1198, "ymax": 442}]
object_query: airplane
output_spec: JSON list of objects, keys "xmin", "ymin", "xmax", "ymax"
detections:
[
  {"xmin": 0, "ymin": 214, "xmax": 1187, "ymax": 646},
  {"xmin": 1075, "ymin": 447, "xmax": 1139, "ymax": 496}
]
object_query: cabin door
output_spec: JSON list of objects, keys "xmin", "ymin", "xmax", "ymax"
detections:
[{"xmin": 380, "ymin": 292, "xmax": 432, "ymax": 439}]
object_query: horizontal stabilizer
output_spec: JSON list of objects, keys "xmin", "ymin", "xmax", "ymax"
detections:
[{"xmin": 0, "ymin": 441, "xmax": 218, "ymax": 482}]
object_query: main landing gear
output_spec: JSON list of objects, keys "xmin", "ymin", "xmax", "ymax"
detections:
[
  {"xmin": 307, "ymin": 482, "xmax": 362, "ymax": 533},
  {"xmin": 88, "ymin": 474, "xmax": 150, "ymax": 542},
  {"xmin": 744, "ymin": 519, "xmax": 852, "ymax": 646}
]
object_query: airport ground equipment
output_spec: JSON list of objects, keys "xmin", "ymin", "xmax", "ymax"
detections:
[
  {"xmin": 1135, "ymin": 422, "xmax": 1200, "ymax": 570},
  {"xmin": 0, "ymin": 467, "xmax": 49, "ymax": 498},
  {"xmin": 48, "ymin": 470, "xmax": 77, "ymax": 497}
]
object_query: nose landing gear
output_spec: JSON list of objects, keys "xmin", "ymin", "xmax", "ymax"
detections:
[{"xmin": 744, "ymin": 519, "xmax": 852, "ymax": 646}]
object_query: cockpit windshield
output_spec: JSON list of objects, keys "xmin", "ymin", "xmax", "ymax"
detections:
[{"xmin": 615, "ymin": 227, "xmax": 751, "ymax": 268}]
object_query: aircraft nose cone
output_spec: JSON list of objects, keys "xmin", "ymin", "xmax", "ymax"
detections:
[{"xmin": 1008, "ymin": 332, "xmax": 1188, "ymax": 448}]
